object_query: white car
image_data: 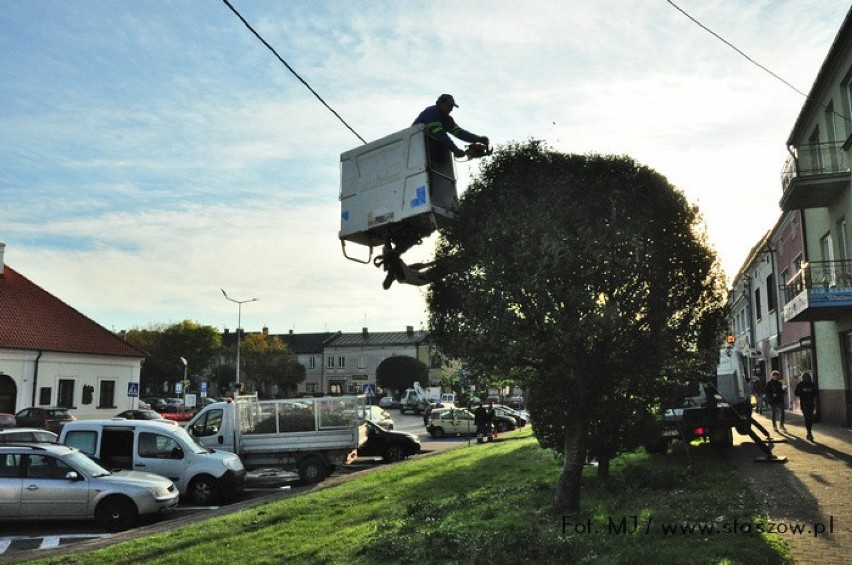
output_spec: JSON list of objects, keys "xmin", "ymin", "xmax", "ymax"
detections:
[
  {"xmin": 0, "ymin": 443, "xmax": 179, "ymax": 531},
  {"xmin": 359, "ymin": 405, "xmax": 395, "ymax": 430},
  {"xmin": 0, "ymin": 427, "xmax": 58, "ymax": 443}
]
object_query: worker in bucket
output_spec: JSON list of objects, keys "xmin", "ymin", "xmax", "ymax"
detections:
[{"xmin": 413, "ymin": 94, "xmax": 489, "ymax": 159}]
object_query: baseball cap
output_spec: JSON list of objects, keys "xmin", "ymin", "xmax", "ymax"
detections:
[{"xmin": 437, "ymin": 93, "xmax": 459, "ymax": 108}]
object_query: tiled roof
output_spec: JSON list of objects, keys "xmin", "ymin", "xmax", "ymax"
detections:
[
  {"xmin": 326, "ymin": 330, "xmax": 428, "ymax": 347},
  {"xmin": 277, "ymin": 332, "xmax": 338, "ymax": 354},
  {"xmin": 0, "ymin": 265, "xmax": 146, "ymax": 358}
]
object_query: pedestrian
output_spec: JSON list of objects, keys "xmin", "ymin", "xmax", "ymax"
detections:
[
  {"xmin": 752, "ymin": 376, "xmax": 766, "ymax": 414},
  {"xmin": 794, "ymin": 371, "xmax": 818, "ymax": 442},
  {"xmin": 765, "ymin": 370, "xmax": 786, "ymax": 431},
  {"xmin": 413, "ymin": 94, "xmax": 489, "ymax": 159},
  {"xmin": 474, "ymin": 403, "xmax": 488, "ymax": 440}
]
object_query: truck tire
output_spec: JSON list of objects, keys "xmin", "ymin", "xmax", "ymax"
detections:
[
  {"xmin": 95, "ymin": 496, "xmax": 138, "ymax": 532},
  {"xmin": 298, "ymin": 457, "xmax": 328, "ymax": 484},
  {"xmin": 709, "ymin": 426, "xmax": 733, "ymax": 450},
  {"xmin": 383, "ymin": 444, "xmax": 406, "ymax": 463},
  {"xmin": 189, "ymin": 475, "xmax": 221, "ymax": 505}
]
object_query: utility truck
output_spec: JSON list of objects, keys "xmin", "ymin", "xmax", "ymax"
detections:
[
  {"xmin": 186, "ymin": 395, "xmax": 368, "ymax": 484},
  {"xmin": 398, "ymin": 382, "xmax": 441, "ymax": 415},
  {"xmin": 643, "ymin": 349, "xmax": 785, "ymax": 463}
]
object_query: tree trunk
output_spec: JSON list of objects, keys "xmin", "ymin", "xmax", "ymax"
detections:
[
  {"xmin": 553, "ymin": 415, "xmax": 588, "ymax": 514},
  {"xmin": 597, "ymin": 454, "xmax": 610, "ymax": 478}
]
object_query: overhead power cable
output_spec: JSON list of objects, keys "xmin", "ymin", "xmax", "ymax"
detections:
[
  {"xmin": 666, "ymin": 0, "xmax": 852, "ymax": 124},
  {"xmin": 222, "ymin": 0, "xmax": 368, "ymax": 144}
]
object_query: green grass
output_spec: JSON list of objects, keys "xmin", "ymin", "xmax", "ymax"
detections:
[{"xmin": 32, "ymin": 429, "xmax": 792, "ymax": 565}]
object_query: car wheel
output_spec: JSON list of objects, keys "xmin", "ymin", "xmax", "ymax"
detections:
[
  {"xmin": 383, "ymin": 444, "xmax": 407, "ymax": 463},
  {"xmin": 298, "ymin": 457, "xmax": 328, "ymax": 484},
  {"xmin": 189, "ymin": 475, "xmax": 221, "ymax": 505},
  {"xmin": 431, "ymin": 427, "xmax": 445, "ymax": 438},
  {"xmin": 497, "ymin": 421, "xmax": 510, "ymax": 433},
  {"xmin": 95, "ymin": 496, "xmax": 138, "ymax": 532}
]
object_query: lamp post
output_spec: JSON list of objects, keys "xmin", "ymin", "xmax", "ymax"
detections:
[
  {"xmin": 221, "ymin": 289, "xmax": 259, "ymax": 388},
  {"xmin": 179, "ymin": 356, "xmax": 188, "ymax": 406}
]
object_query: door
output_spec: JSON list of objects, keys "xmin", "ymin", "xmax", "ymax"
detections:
[
  {"xmin": 19, "ymin": 454, "xmax": 89, "ymax": 518},
  {"xmin": 135, "ymin": 432, "xmax": 188, "ymax": 491},
  {"xmin": 0, "ymin": 375, "xmax": 16, "ymax": 414},
  {"xmin": 188, "ymin": 408, "xmax": 227, "ymax": 450},
  {"xmin": 0, "ymin": 453, "xmax": 22, "ymax": 518}
]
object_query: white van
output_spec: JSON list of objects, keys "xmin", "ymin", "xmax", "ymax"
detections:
[{"xmin": 59, "ymin": 418, "xmax": 245, "ymax": 505}]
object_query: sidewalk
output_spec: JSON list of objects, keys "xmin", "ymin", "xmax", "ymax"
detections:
[{"xmin": 731, "ymin": 410, "xmax": 852, "ymax": 564}]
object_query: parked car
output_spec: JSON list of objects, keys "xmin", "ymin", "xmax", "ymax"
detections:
[
  {"xmin": 0, "ymin": 413, "xmax": 15, "ymax": 430},
  {"xmin": 505, "ymin": 396, "xmax": 525, "ymax": 409},
  {"xmin": 0, "ymin": 443, "xmax": 179, "ymax": 531},
  {"xmin": 422, "ymin": 401, "xmax": 447, "ymax": 426},
  {"xmin": 14, "ymin": 407, "xmax": 75, "ymax": 433},
  {"xmin": 136, "ymin": 399, "xmax": 151, "ymax": 410},
  {"xmin": 427, "ymin": 407, "xmax": 516, "ymax": 437},
  {"xmin": 114, "ymin": 409, "xmax": 175, "ymax": 423},
  {"xmin": 491, "ymin": 405, "xmax": 527, "ymax": 429},
  {"xmin": 60, "ymin": 418, "xmax": 245, "ymax": 505},
  {"xmin": 378, "ymin": 396, "xmax": 400, "ymax": 409},
  {"xmin": 141, "ymin": 397, "xmax": 167, "ymax": 412},
  {"xmin": 357, "ymin": 420, "xmax": 420, "ymax": 462},
  {"xmin": 359, "ymin": 405, "xmax": 395, "ymax": 430},
  {"xmin": 0, "ymin": 427, "xmax": 58, "ymax": 443}
]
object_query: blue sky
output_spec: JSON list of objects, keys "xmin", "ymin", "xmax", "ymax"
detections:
[{"xmin": 1, "ymin": 1, "xmax": 849, "ymax": 335}]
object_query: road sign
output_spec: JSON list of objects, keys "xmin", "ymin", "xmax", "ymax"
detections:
[
  {"xmin": 175, "ymin": 382, "xmax": 183, "ymax": 395},
  {"xmin": 200, "ymin": 381, "xmax": 208, "ymax": 393},
  {"xmin": 361, "ymin": 383, "xmax": 376, "ymax": 397},
  {"xmin": 127, "ymin": 382, "xmax": 139, "ymax": 398}
]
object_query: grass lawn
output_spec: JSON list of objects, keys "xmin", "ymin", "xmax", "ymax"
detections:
[{"xmin": 32, "ymin": 428, "xmax": 792, "ymax": 564}]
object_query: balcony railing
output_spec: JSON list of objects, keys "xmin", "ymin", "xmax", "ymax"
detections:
[
  {"xmin": 781, "ymin": 142, "xmax": 851, "ymax": 194},
  {"xmin": 781, "ymin": 260, "xmax": 852, "ymax": 300}
]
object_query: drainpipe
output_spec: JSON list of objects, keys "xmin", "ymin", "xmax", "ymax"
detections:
[{"xmin": 31, "ymin": 350, "xmax": 43, "ymax": 406}]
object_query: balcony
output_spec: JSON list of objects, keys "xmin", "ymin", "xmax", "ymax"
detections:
[
  {"xmin": 779, "ymin": 142, "xmax": 851, "ymax": 211},
  {"xmin": 781, "ymin": 260, "xmax": 852, "ymax": 322}
]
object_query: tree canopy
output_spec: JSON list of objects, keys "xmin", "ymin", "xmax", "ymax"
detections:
[
  {"xmin": 241, "ymin": 333, "xmax": 306, "ymax": 396},
  {"xmin": 427, "ymin": 141, "xmax": 726, "ymax": 513},
  {"xmin": 376, "ymin": 356, "xmax": 429, "ymax": 394}
]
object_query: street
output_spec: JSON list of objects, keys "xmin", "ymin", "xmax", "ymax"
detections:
[{"xmin": 0, "ymin": 410, "xmax": 472, "ymax": 559}]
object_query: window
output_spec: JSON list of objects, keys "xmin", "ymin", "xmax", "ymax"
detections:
[
  {"xmin": 754, "ymin": 288, "xmax": 762, "ymax": 321},
  {"xmin": 26, "ymin": 454, "xmax": 72, "ymax": 479},
  {"xmin": 308, "ymin": 357, "xmax": 316, "ymax": 369},
  {"xmin": 138, "ymin": 432, "xmax": 182, "ymax": 459},
  {"xmin": 38, "ymin": 387, "xmax": 51, "ymax": 406},
  {"xmin": 821, "ymin": 232, "xmax": 836, "ymax": 285},
  {"xmin": 357, "ymin": 356, "xmax": 366, "ymax": 370},
  {"xmin": 57, "ymin": 379, "xmax": 75, "ymax": 408},
  {"xmin": 766, "ymin": 274, "xmax": 776, "ymax": 312},
  {"xmin": 98, "ymin": 380, "xmax": 116, "ymax": 408},
  {"xmin": 338, "ymin": 356, "xmax": 346, "ymax": 368},
  {"xmin": 327, "ymin": 356, "xmax": 335, "ymax": 368},
  {"xmin": 63, "ymin": 430, "xmax": 98, "ymax": 456},
  {"xmin": 190, "ymin": 409, "xmax": 223, "ymax": 438}
]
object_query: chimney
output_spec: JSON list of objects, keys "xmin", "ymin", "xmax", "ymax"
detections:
[
  {"xmin": 406, "ymin": 325, "xmax": 414, "ymax": 336},
  {"xmin": 289, "ymin": 329, "xmax": 294, "ymax": 335},
  {"xmin": 0, "ymin": 242, "xmax": 5, "ymax": 275},
  {"xmin": 262, "ymin": 326, "xmax": 269, "ymax": 336},
  {"xmin": 362, "ymin": 327, "xmax": 369, "ymax": 339}
]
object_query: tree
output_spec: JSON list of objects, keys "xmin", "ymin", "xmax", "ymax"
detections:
[
  {"xmin": 122, "ymin": 321, "xmax": 221, "ymax": 394},
  {"xmin": 376, "ymin": 356, "xmax": 429, "ymax": 394},
  {"xmin": 427, "ymin": 141, "xmax": 726, "ymax": 514},
  {"xmin": 240, "ymin": 333, "xmax": 305, "ymax": 396}
]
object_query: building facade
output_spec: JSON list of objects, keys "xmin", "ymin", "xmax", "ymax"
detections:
[
  {"xmin": 0, "ymin": 243, "xmax": 146, "ymax": 419},
  {"xmin": 778, "ymin": 8, "xmax": 852, "ymax": 425}
]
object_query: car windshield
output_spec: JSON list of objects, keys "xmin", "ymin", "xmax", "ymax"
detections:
[
  {"xmin": 48, "ymin": 409, "xmax": 71, "ymax": 418},
  {"xmin": 65, "ymin": 450, "xmax": 111, "ymax": 477},
  {"xmin": 171, "ymin": 426, "xmax": 213, "ymax": 454}
]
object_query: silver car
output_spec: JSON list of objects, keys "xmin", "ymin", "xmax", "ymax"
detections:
[
  {"xmin": 0, "ymin": 443, "xmax": 179, "ymax": 531},
  {"xmin": 0, "ymin": 427, "xmax": 58, "ymax": 443}
]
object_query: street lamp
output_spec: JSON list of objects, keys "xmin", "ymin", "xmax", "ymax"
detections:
[
  {"xmin": 179, "ymin": 356, "xmax": 188, "ymax": 405},
  {"xmin": 221, "ymin": 289, "xmax": 259, "ymax": 388}
]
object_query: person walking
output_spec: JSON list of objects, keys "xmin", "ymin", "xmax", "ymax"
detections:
[
  {"xmin": 765, "ymin": 370, "xmax": 786, "ymax": 431},
  {"xmin": 794, "ymin": 371, "xmax": 818, "ymax": 442}
]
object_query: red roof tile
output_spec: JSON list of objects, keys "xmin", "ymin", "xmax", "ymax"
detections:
[{"xmin": 0, "ymin": 265, "xmax": 146, "ymax": 358}]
